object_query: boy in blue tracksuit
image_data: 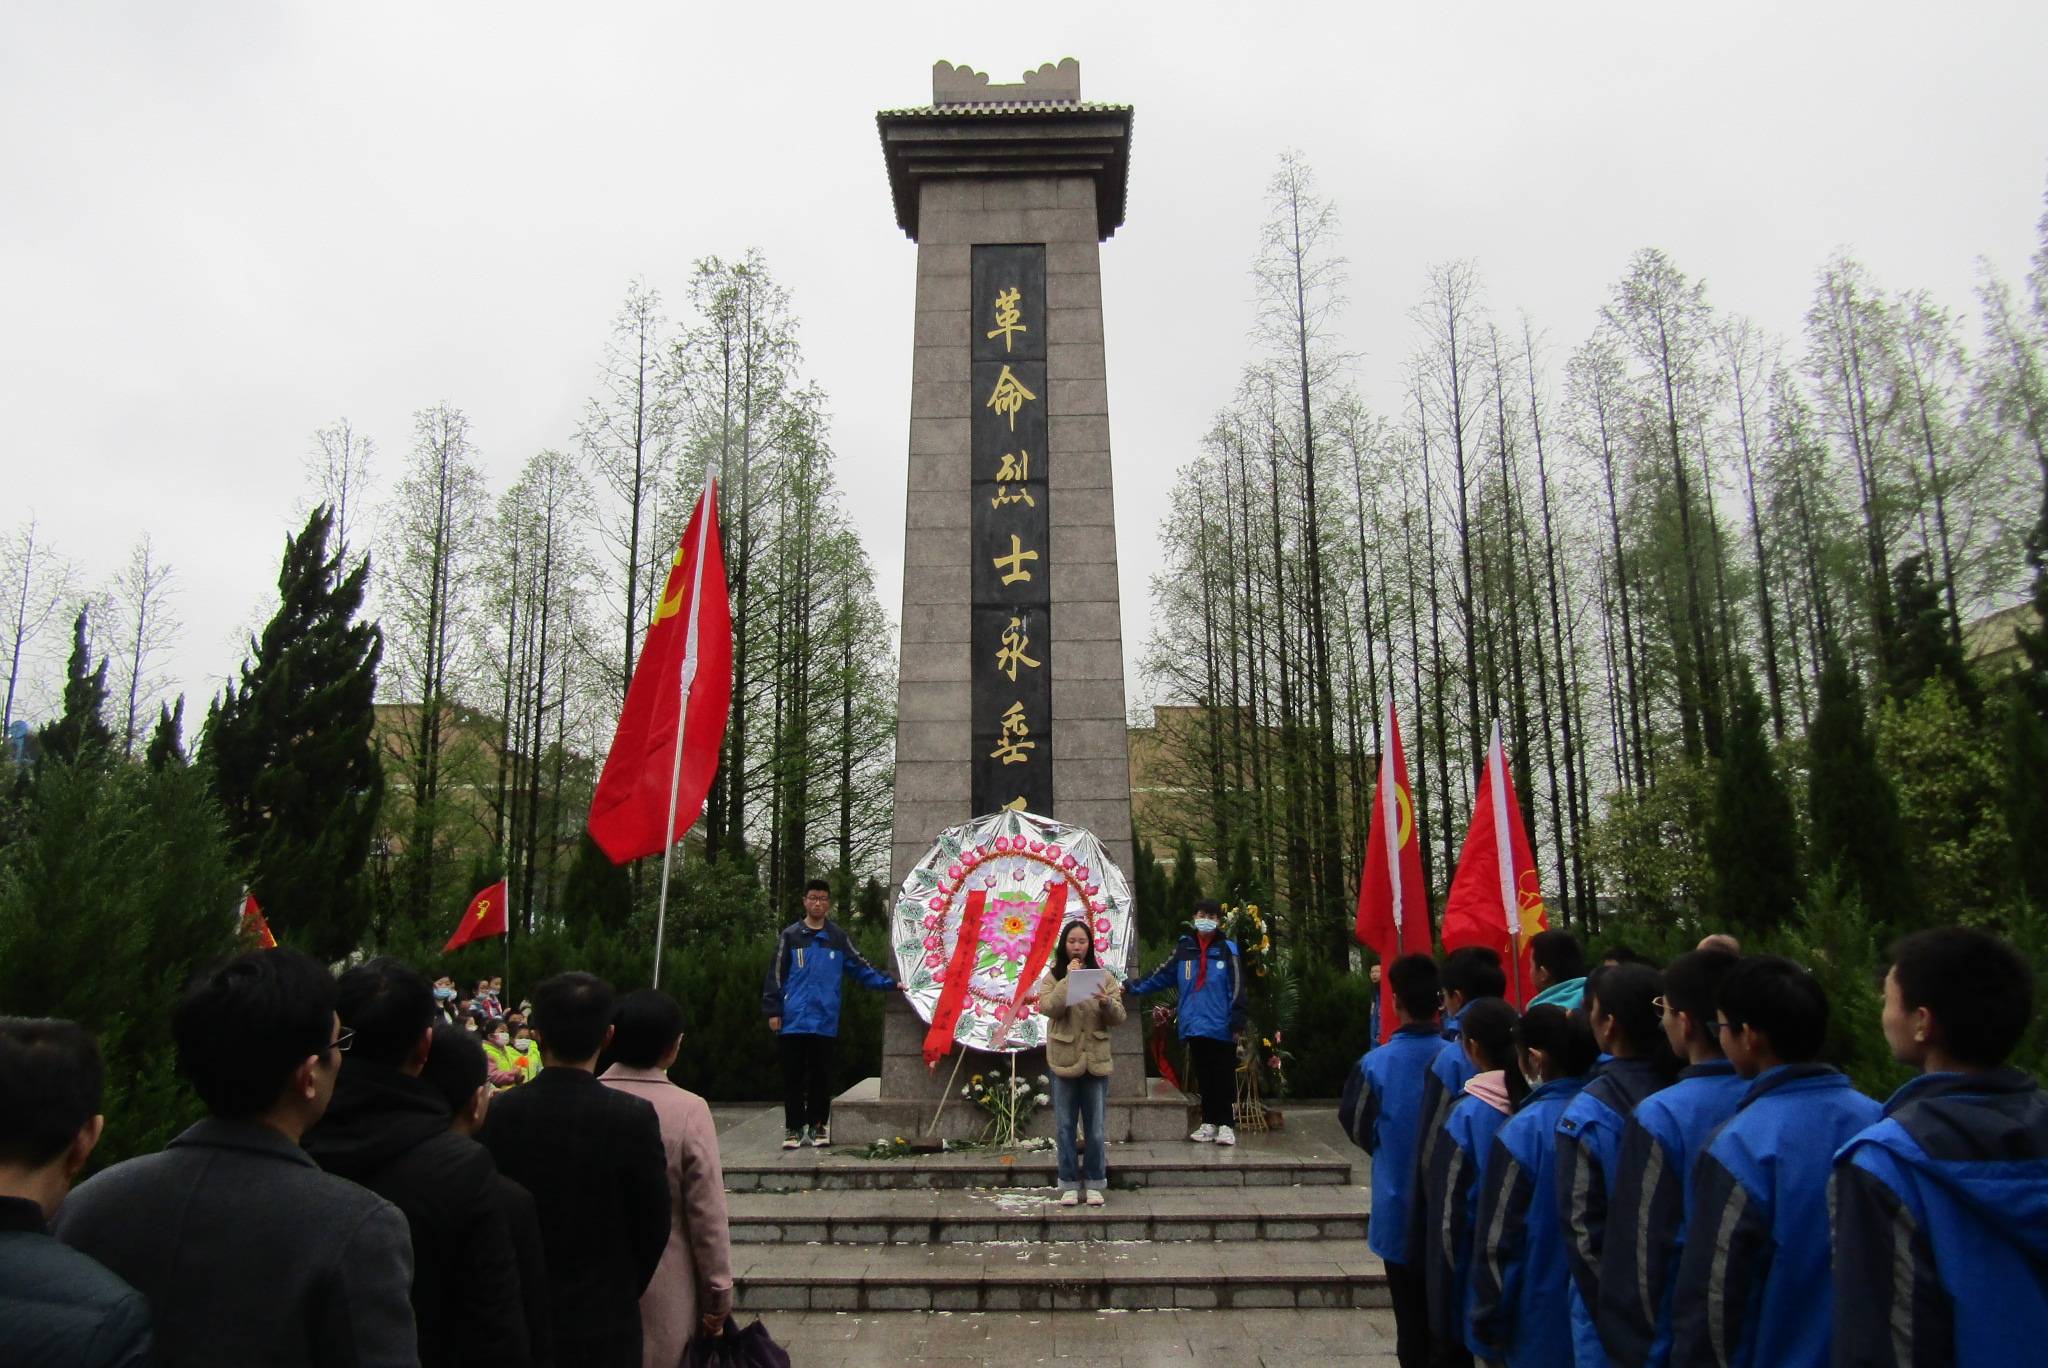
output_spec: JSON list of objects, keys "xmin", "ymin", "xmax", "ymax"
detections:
[
  {"xmin": 1409, "ymin": 949, "xmax": 1508, "ymax": 1313},
  {"xmin": 1128, "ymin": 899, "xmax": 1245, "ymax": 1144},
  {"xmin": 1670, "ymin": 956, "xmax": 1880, "ymax": 1368},
  {"xmin": 1468, "ymin": 1003, "xmax": 1600, "ymax": 1368},
  {"xmin": 761, "ymin": 878, "xmax": 898, "ymax": 1148},
  {"xmin": 1422, "ymin": 996, "xmax": 1521, "ymax": 1367},
  {"xmin": 1338, "ymin": 953, "xmax": 1443, "ymax": 1368},
  {"xmin": 1832, "ymin": 927, "xmax": 2048, "ymax": 1367},
  {"xmin": 1597, "ymin": 948, "xmax": 1748, "ymax": 1368},
  {"xmin": 1557, "ymin": 963, "xmax": 1673, "ymax": 1368}
]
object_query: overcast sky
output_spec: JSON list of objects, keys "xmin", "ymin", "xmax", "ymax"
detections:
[{"xmin": 5, "ymin": 1, "xmax": 2044, "ymax": 731}]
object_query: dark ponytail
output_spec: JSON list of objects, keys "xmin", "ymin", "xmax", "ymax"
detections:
[
  {"xmin": 1460, "ymin": 996, "xmax": 1529, "ymax": 1107},
  {"xmin": 1587, "ymin": 963, "xmax": 1682, "ymax": 1083},
  {"xmin": 1515, "ymin": 1003, "xmax": 1599, "ymax": 1091}
]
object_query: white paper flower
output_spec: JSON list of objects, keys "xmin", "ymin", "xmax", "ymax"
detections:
[{"xmin": 1033, "ymin": 1093, "xmax": 1049, "ymax": 1106}]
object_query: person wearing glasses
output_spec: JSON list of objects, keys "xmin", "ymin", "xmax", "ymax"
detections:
[
  {"xmin": 305, "ymin": 957, "xmax": 530, "ymax": 1367},
  {"xmin": 1670, "ymin": 956, "xmax": 1880, "ymax": 1368},
  {"xmin": 54, "ymin": 948, "xmax": 419, "ymax": 1368},
  {"xmin": 1595, "ymin": 947, "xmax": 1748, "ymax": 1368}
]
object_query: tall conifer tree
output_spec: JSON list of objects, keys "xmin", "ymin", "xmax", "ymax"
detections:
[
  {"xmin": 205, "ymin": 507, "xmax": 383, "ymax": 961},
  {"xmin": 35, "ymin": 608, "xmax": 112, "ymax": 767},
  {"xmin": 1809, "ymin": 654, "xmax": 1917, "ymax": 935},
  {"xmin": 1706, "ymin": 671, "xmax": 1804, "ymax": 931}
]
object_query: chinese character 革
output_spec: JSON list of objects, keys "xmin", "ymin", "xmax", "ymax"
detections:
[{"xmin": 986, "ymin": 286, "xmax": 1027, "ymax": 353}]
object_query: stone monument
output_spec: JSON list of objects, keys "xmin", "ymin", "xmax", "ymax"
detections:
[{"xmin": 830, "ymin": 59, "xmax": 1184, "ymax": 1143}]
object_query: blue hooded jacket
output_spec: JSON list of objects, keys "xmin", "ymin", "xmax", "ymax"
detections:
[
  {"xmin": 1669, "ymin": 1063, "xmax": 1881, "ymax": 1368},
  {"xmin": 1424, "ymin": 1083, "xmax": 1514, "ymax": 1352},
  {"xmin": 760, "ymin": 919, "xmax": 896, "ymax": 1037},
  {"xmin": 1338, "ymin": 1022, "xmax": 1443, "ymax": 1263},
  {"xmin": 1557, "ymin": 1056, "xmax": 1670, "ymax": 1367},
  {"xmin": 1127, "ymin": 935, "xmax": 1244, "ymax": 1042},
  {"xmin": 1401, "ymin": 1004, "xmax": 1487, "ymax": 1264},
  {"xmin": 1596, "ymin": 1059, "xmax": 1748, "ymax": 1368},
  {"xmin": 1468, "ymin": 1075, "xmax": 1589, "ymax": 1368},
  {"xmin": 1831, "ymin": 1067, "xmax": 2048, "ymax": 1368}
]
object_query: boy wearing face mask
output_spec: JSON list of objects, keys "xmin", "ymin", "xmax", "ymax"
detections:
[
  {"xmin": 1127, "ymin": 898, "xmax": 1247, "ymax": 1145},
  {"xmin": 483, "ymin": 1023, "xmax": 523, "ymax": 1090}
]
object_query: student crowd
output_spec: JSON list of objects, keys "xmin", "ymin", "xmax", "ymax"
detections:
[
  {"xmin": 1338, "ymin": 925, "xmax": 2048, "ymax": 1368},
  {"xmin": 0, "ymin": 955, "xmax": 733, "ymax": 1368}
]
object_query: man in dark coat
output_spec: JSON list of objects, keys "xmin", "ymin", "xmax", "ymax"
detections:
[
  {"xmin": 0, "ymin": 1016, "xmax": 152, "ymax": 1368},
  {"xmin": 305, "ymin": 957, "xmax": 528, "ymax": 1368},
  {"xmin": 481, "ymin": 971, "xmax": 668, "ymax": 1368},
  {"xmin": 56, "ymin": 949, "xmax": 417, "ymax": 1368}
]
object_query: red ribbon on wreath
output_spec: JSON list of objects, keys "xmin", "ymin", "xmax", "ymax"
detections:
[{"xmin": 923, "ymin": 890, "xmax": 988, "ymax": 1067}]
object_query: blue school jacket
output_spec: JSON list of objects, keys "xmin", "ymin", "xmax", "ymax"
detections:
[
  {"xmin": 1406, "ymin": 1007, "xmax": 1485, "ymax": 1263},
  {"xmin": 1831, "ymin": 1067, "xmax": 2048, "ymax": 1368},
  {"xmin": 759, "ymin": 919, "xmax": 895, "ymax": 1037},
  {"xmin": 1128, "ymin": 935, "xmax": 1245, "ymax": 1041},
  {"xmin": 1596, "ymin": 1059, "xmax": 1748, "ymax": 1368},
  {"xmin": 1469, "ymin": 1075, "xmax": 1589, "ymax": 1368},
  {"xmin": 1557, "ymin": 1056, "xmax": 1669, "ymax": 1367},
  {"xmin": 1669, "ymin": 1064, "xmax": 1881, "ymax": 1368},
  {"xmin": 1424, "ymin": 1086, "xmax": 1514, "ymax": 1353},
  {"xmin": 1339, "ymin": 1022, "xmax": 1445, "ymax": 1263}
]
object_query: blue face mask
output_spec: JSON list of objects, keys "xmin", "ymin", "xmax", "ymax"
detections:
[
  {"xmin": 1193, "ymin": 918, "xmax": 1219, "ymax": 936},
  {"xmin": 433, "ymin": 986, "xmax": 455, "ymax": 1002}
]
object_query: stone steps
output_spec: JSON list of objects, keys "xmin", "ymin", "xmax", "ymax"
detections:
[
  {"xmin": 728, "ymin": 1184, "xmax": 1370, "ymax": 1244},
  {"xmin": 724, "ymin": 1147, "xmax": 1353, "ymax": 1192},
  {"xmin": 732, "ymin": 1237, "xmax": 1392, "ymax": 1313}
]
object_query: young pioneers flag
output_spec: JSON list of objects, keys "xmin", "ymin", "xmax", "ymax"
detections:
[
  {"xmin": 239, "ymin": 892, "xmax": 278, "ymax": 949},
  {"xmin": 1355, "ymin": 695, "xmax": 1432, "ymax": 1042},
  {"xmin": 443, "ymin": 878, "xmax": 509, "ymax": 954},
  {"xmin": 1442, "ymin": 720, "xmax": 1547, "ymax": 1006},
  {"xmin": 587, "ymin": 482, "xmax": 733, "ymax": 864}
]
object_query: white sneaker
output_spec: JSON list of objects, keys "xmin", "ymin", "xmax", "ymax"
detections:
[
  {"xmin": 1057, "ymin": 1189, "xmax": 1079, "ymax": 1206},
  {"xmin": 1085, "ymin": 1189, "xmax": 1105, "ymax": 1207},
  {"xmin": 1215, "ymin": 1125, "xmax": 1237, "ymax": 1147},
  {"xmin": 1189, "ymin": 1124, "xmax": 1217, "ymax": 1143}
]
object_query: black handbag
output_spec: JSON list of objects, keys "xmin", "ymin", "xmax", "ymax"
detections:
[{"xmin": 679, "ymin": 1315, "xmax": 792, "ymax": 1368}]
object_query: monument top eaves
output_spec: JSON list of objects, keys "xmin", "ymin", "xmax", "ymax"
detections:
[{"xmin": 935, "ymin": 58, "xmax": 1078, "ymax": 108}]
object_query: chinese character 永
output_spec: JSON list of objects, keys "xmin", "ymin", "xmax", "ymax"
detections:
[
  {"xmin": 986, "ymin": 286, "xmax": 1027, "ymax": 353},
  {"xmin": 989, "ymin": 701, "xmax": 1036, "ymax": 765},
  {"xmin": 995, "ymin": 617, "xmax": 1040, "ymax": 682},
  {"xmin": 992, "ymin": 535, "xmax": 1039, "ymax": 587},
  {"xmin": 985, "ymin": 365, "xmax": 1037, "ymax": 432}
]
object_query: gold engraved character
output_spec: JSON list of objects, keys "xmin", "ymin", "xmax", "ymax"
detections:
[
  {"xmin": 995, "ymin": 618, "xmax": 1040, "ymax": 682},
  {"xmin": 986, "ymin": 286, "xmax": 1027, "ymax": 352},
  {"xmin": 985, "ymin": 365, "xmax": 1037, "ymax": 432}
]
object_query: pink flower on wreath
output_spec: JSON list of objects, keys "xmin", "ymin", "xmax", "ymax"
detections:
[
  {"xmin": 1268, "ymin": 1055, "xmax": 1282, "ymax": 1072},
  {"xmin": 923, "ymin": 934, "xmax": 943, "ymax": 951},
  {"xmin": 922, "ymin": 913, "xmax": 942, "ymax": 931},
  {"xmin": 924, "ymin": 952, "xmax": 944, "ymax": 969},
  {"xmin": 1093, "ymin": 917, "xmax": 1111, "ymax": 934},
  {"xmin": 984, "ymin": 903, "xmax": 1035, "ymax": 960}
]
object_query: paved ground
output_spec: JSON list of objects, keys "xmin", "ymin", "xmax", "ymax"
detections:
[{"xmin": 758, "ymin": 1308, "xmax": 1399, "ymax": 1365}]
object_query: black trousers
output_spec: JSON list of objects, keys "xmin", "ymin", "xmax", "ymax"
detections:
[
  {"xmin": 1188, "ymin": 1035, "xmax": 1236, "ymax": 1127},
  {"xmin": 779, "ymin": 1032, "xmax": 835, "ymax": 1132},
  {"xmin": 1384, "ymin": 1258, "xmax": 1435, "ymax": 1368}
]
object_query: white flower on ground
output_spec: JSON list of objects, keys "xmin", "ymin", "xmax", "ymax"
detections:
[
  {"xmin": 961, "ymin": 1086, "xmax": 971, "ymax": 1097},
  {"xmin": 1033, "ymin": 1093, "xmax": 1049, "ymax": 1106}
]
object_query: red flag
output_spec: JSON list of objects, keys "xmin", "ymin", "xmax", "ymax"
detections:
[
  {"xmin": 240, "ymin": 892, "xmax": 278, "ymax": 949},
  {"xmin": 1355, "ymin": 696, "xmax": 1432, "ymax": 1042},
  {"xmin": 1442, "ymin": 721, "xmax": 1548, "ymax": 1006},
  {"xmin": 444, "ymin": 878, "xmax": 509, "ymax": 954},
  {"xmin": 588, "ymin": 482, "xmax": 733, "ymax": 863}
]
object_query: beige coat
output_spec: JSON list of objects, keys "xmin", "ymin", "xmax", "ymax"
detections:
[
  {"xmin": 1038, "ymin": 972, "xmax": 1128, "ymax": 1078},
  {"xmin": 599, "ymin": 1065, "xmax": 734, "ymax": 1367}
]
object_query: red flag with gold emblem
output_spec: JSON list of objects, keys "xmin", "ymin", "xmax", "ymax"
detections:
[
  {"xmin": 1355, "ymin": 695, "xmax": 1432, "ymax": 1042},
  {"xmin": 240, "ymin": 892, "xmax": 278, "ymax": 949},
  {"xmin": 587, "ymin": 482, "xmax": 733, "ymax": 863},
  {"xmin": 1443, "ymin": 720, "xmax": 1547, "ymax": 1006},
  {"xmin": 444, "ymin": 879, "xmax": 509, "ymax": 954}
]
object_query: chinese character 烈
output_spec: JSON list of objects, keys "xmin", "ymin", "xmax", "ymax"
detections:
[
  {"xmin": 989, "ymin": 701, "xmax": 1036, "ymax": 766},
  {"xmin": 986, "ymin": 286, "xmax": 1027, "ymax": 353},
  {"xmin": 985, "ymin": 365, "xmax": 1037, "ymax": 432}
]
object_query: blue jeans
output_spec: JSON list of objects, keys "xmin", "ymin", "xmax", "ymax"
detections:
[{"xmin": 1052, "ymin": 1072, "xmax": 1108, "ymax": 1189}]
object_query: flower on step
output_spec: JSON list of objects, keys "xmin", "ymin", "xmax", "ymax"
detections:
[{"xmin": 1034, "ymin": 1093, "xmax": 1049, "ymax": 1106}]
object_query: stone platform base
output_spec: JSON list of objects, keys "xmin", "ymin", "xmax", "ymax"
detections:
[{"xmin": 829, "ymin": 1074, "xmax": 1191, "ymax": 1145}]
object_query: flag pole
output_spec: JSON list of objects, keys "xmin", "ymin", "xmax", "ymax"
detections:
[
  {"xmin": 651, "ymin": 475, "xmax": 716, "ymax": 991},
  {"xmin": 1487, "ymin": 720, "xmax": 1525, "ymax": 1006}
]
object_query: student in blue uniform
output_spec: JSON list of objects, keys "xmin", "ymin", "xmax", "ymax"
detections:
[
  {"xmin": 1422, "ymin": 996, "xmax": 1525, "ymax": 1368},
  {"xmin": 1128, "ymin": 898, "xmax": 1246, "ymax": 1145},
  {"xmin": 1338, "ymin": 953, "xmax": 1444, "ymax": 1368},
  {"xmin": 1409, "ymin": 948, "xmax": 1509, "ymax": 1319},
  {"xmin": 1596, "ymin": 948, "xmax": 1748, "ymax": 1368},
  {"xmin": 1670, "ymin": 956, "xmax": 1880, "ymax": 1368},
  {"xmin": 761, "ymin": 879, "xmax": 899, "ymax": 1149},
  {"xmin": 1832, "ymin": 927, "xmax": 2048, "ymax": 1367},
  {"xmin": 1467, "ymin": 1004, "xmax": 1600, "ymax": 1368},
  {"xmin": 1527, "ymin": 931, "xmax": 1589, "ymax": 1010},
  {"xmin": 1556, "ymin": 963, "xmax": 1676, "ymax": 1367}
]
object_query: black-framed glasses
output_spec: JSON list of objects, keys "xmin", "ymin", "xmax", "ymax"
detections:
[{"xmin": 333, "ymin": 1026, "xmax": 356, "ymax": 1055}]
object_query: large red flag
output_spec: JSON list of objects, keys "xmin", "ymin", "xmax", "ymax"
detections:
[
  {"xmin": 444, "ymin": 878, "xmax": 509, "ymax": 954},
  {"xmin": 1355, "ymin": 695, "xmax": 1432, "ymax": 1042},
  {"xmin": 588, "ymin": 482, "xmax": 733, "ymax": 863},
  {"xmin": 240, "ymin": 892, "xmax": 278, "ymax": 949},
  {"xmin": 1442, "ymin": 720, "xmax": 1548, "ymax": 1006}
]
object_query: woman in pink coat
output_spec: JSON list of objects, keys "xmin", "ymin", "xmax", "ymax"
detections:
[{"xmin": 600, "ymin": 990, "xmax": 734, "ymax": 1366}]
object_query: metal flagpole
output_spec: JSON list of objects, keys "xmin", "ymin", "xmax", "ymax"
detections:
[
  {"xmin": 1380, "ymin": 691, "xmax": 1404, "ymax": 954},
  {"xmin": 651, "ymin": 475, "xmax": 716, "ymax": 991},
  {"xmin": 1487, "ymin": 720, "xmax": 1524, "ymax": 1005}
]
